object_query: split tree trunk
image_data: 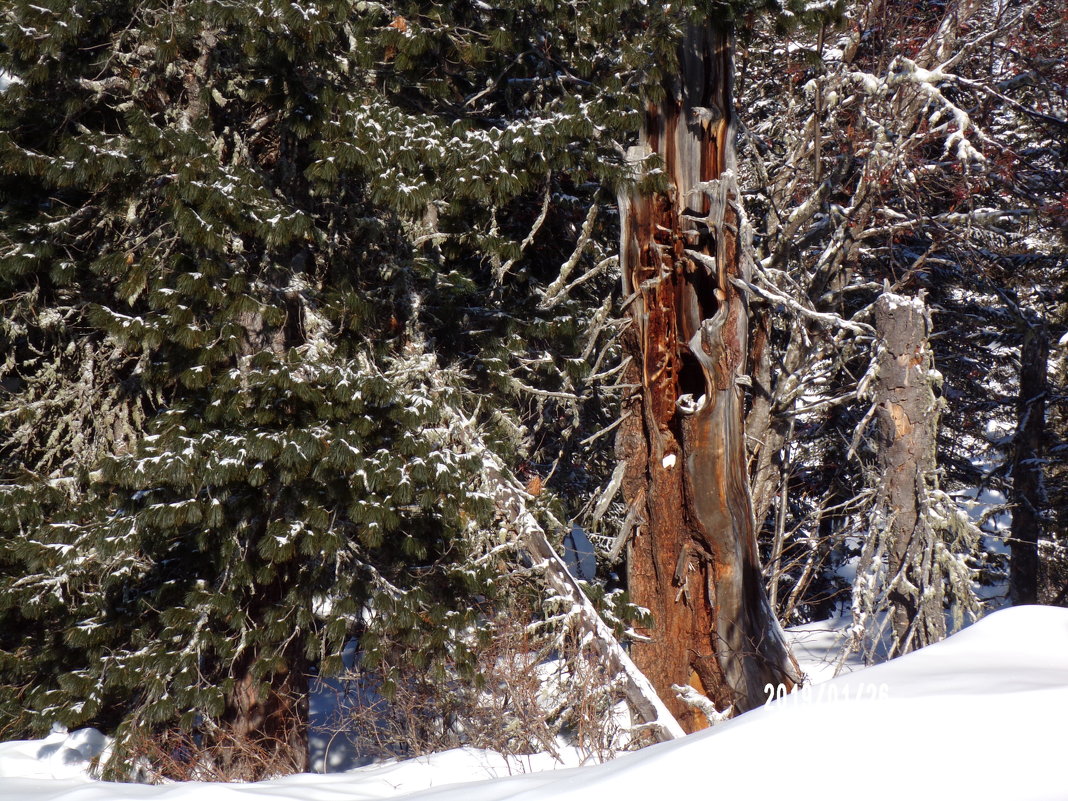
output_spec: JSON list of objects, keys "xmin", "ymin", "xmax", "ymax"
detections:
[{"xmin": 616, "ymin": 23, "xmax": 798, "ymax": 729}]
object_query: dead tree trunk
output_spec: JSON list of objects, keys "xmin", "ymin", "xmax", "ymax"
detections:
[
  {"xmin": 1011, "ymin": 320, "xmax": 1049, "ymax": 605},
  {"xmin": 871, "ymin": 292, "xmax": 945, "ymax": 654},
  {"xmin": 616, "ymin": 23, "xmax": 798, "ymax": 729}
]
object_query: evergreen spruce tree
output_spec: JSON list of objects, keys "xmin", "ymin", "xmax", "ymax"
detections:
[{"xmin": 0, "ymin": 0, "xmax": 727, "ymax": 778}]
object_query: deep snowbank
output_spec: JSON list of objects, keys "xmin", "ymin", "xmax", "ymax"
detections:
[{"xmin": 2, "ymin": 605, "xmax": 1066, "ymax": 801}]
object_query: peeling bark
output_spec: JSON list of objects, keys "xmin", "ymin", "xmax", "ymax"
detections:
[{"xmin": 617, "ymin": 24, "xmax": 798, "ymax": 728}]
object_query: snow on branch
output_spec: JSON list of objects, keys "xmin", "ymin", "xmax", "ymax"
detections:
[
  {"xmin": 476, "ymin": 446, "xmax": 686, "ymax": 742},
  {"xmin": 730, "ymin": 275, "xmax": 874, "ymax": 336},
  {"xmin": 670, "ymin": 684, "xmax": 732, "ymax": 727},
  {"xmin": 539, "ymin": 201, "xmax": 601, "ymax": 309}
]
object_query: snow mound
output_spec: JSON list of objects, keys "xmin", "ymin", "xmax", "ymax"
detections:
[
  {"xmin": 2, "ymin": 605, "xmax": 1066, "ymax": 801},
  {"xmin": 0, "ymin": 725, "xmax": 108, "ymax": 781}
]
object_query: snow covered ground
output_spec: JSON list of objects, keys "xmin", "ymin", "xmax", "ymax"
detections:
[
  {"xmin": 784, "ymin": 612, "xmax": 867, "ymax": 682},
  {"xmin": 2, "ymin": 605, "xmax": 1066, "ymax": 801}
]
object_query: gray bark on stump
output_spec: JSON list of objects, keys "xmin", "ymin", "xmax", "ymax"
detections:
[{"xmin": 871, "ymin": 292, "xmax": 945, "ymax": 654}]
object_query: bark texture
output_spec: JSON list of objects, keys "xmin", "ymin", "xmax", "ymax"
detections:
[
  {"xmin": 871, "ymin": 293, "xmax": 945, "ymax": 652},
  {"xmin": 617, "ymin": 23, "xmax": 798, "ymax": 729},
  {"xmin": 1011, "ymin": 322, "xmax": 1049, "ymax": 605},
  {"xmin": 221, "ymin": 648, "xmax": 309, "ymax": 778}
]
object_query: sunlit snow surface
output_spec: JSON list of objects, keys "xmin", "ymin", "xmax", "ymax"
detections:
[{"xmin": 3, "ymin": 606, "xmax": 1066, "ymax": 801}]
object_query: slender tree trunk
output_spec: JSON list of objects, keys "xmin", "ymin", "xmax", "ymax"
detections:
[
  {"xmin": 746, "ymin": 307, "xmax": 788, "ymax": 529},
  {"xmin": 617, "ymin": 23, "xmax": 798, "ymax": 729},
  {"xmin": 1011, "ymin": 321, "xmax": 1049, "ymax": 605},
  {"xmin": 871, "ymin": 292, "xmax": 945, "ymax": 654}
]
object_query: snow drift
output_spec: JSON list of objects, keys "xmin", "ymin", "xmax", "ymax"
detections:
[{"xmin": 2, "ymin": 605, "xmax": 1065, "ymax": 801}]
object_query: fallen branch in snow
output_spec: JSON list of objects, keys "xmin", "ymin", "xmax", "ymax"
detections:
[
  {"xmin": 671, "ymin": 684, "xmax": 733, "ymax": 726},
  {"xmin": 388, "ymin": 274, "xmax": 679, "ymax": 742}
]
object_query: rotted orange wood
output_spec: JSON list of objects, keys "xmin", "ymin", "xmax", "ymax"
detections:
[{"xmin": 620, "ymin": 24, "xmax": 798, "ymax": 727}]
